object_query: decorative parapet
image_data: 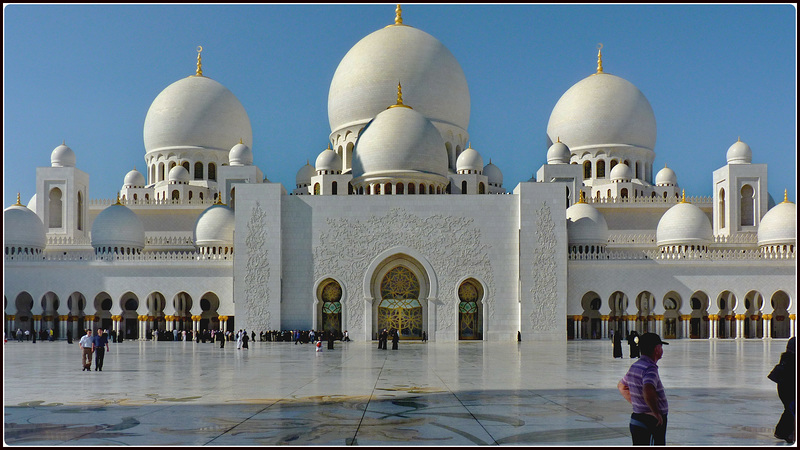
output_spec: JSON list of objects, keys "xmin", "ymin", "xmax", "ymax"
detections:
[
  {"xmin": 145, "ymin": 235, "xmax": 196, "ymax": 246},
  {"xmin": 712, "ymin": 233, "xmax": 758, "ymax": 244},
  {"xmin": 88, "ymin": 197, "xmax": 217, "ymax": 208},
  {"xmin": 46, "ymin": 236, "xmax": 92, "ymax": 246},
  {"xmin": 586, "ymin": 195, "xmax": 713, "ymax": 205},
  {"xmin": 5, "ymin": 251, "xmax": 233, "ymax": 262},
  {"xmin": 569, "ymin": 248, "xmax": 793, "ymax": 261},
  {"xmin": 607, "ymin": 233, "xmax": 657, "ymax": 244}
]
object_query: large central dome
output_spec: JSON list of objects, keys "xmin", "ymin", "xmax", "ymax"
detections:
[
  {"xmin": 547, "ymin": 73, "xmax": 656, "ymax": 153},
  {"xmin": 328, "ymin": 23, "xmax": 470, "ymax": 134},
  {"xmin": 144, "ymin": 75, "xmax": 252, "ymax": 155}
]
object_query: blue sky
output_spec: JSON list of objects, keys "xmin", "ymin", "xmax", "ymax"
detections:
[{"xmin": 3, "ymin": 4, "xmax": 796, "ymax": 209}]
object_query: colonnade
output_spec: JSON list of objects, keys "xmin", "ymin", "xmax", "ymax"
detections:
[{"xmin": 570, "ymin": 314, "xmax": 796, "ymax": 339}]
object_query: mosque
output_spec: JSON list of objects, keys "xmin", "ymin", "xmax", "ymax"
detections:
[{"xmin": 4, "ymin": 6, "xmax": 796, "ymax": 343}]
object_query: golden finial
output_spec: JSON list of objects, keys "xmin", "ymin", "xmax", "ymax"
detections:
[
  {"xmin": 578, "ymin": 190, "xmax": 586, "ymax": 203},
  {"xmin": 215, "ymin": 194, "xmax": 224, "ymax": 205},
  {"xmin": 62, "ymin": 140, "xmax": 66, "ymax": 145},
  {"xmin": 115, "ymin": 192, "xmax": 121, "ymax": 205},
  {"xmin": 388, "ymin": 82, "xmax": 412, "ymax": 109},
  {"xmin": 239, "ymin": 138, "xmax": 244, "ymax": 145},
  {"xmin": 782, "ymin": 189, "xmax": 789, "ymax": 203},
  {"xmin": 16, "ymin": 193, "xmax": 22, "ymax": 206},
  {"xmin": 195, "ymin": 46, "xmax": 203, "ymax": 77},
  {"xmin": 395, "ymin": 4, "xmax": 403, "ymax": 25},
  {"xmin": 596, "ymin": 43, "xmax": 604, "ymax": 74},
  {"xmin": 680, "ymin": 189, "xmax": 688, "ymax": 203},
  {"xmin": 737, "ymin": 136, "xmax": 741, "ymax": 142},
  {"xmin": 556, "ymin": 136, "xmax": 561, "ymax": 143}
]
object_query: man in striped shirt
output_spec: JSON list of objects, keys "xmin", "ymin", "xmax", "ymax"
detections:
[{"xmin": 618, "ymin": 332, "xmax": 669, "ymax": 445}]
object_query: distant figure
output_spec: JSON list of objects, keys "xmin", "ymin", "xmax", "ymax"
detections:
[
  {"xmin": 769, "ymin": 337, "xmax": 796, "ymax": 444},
  {"xmin": 327, "ymin": 332, "xmax": 335, "ymax": 350},
  {"xmin": 628, "ymin": 330, "xmax": 640, "ymax": 358},
  {"xmin": 422, "ymin": 331, "xmax": 427, "ymax": 342},
  {"xmin": 343, "ymin": 330, "xmax": 350, "ymax": 342},
  {"xmin": 242, "ymin": 330, "xmax": 249, "ymax": 349},
  {"xmin": 618, "ymin": 333, "xmax": 669, "ymax": 445},
  {"xmin": 391, "ymin": 329, "xmax": 399, "ymax": 350},
  {"xmin": 613, "ymin": 330, "xmax": 623, "ymax": 358},
  {"xmin": 92, "ymin": 328, "xmax": 110, "ymax": 371},
  {"xmin": 79, "ymin": 330, "xmax": 94, "ymax": 371},
  {"xmin": 218, "ymin": 329, "xmax": 225, "ymax": 348}
]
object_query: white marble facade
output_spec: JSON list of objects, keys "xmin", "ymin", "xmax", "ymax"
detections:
[{"xmin": 4, "ymin": 6, "xmax": 796, "ymax": 343}]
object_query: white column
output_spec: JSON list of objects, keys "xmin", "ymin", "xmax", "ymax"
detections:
[
  {"xmin": 791, "ymin": 315, "xmax": 796, "ymax": 338},
  {"xmin": 602, "ymin": 317, "xmax": 609, "ymax": 339}
]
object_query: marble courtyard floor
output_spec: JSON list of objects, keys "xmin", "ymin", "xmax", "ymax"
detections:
[{"xmin": 3, "ymin": 337, "xmax": 794, "ymax": 446}]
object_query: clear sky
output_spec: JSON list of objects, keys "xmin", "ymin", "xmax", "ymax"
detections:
[{"xmin": 3, "ymin": 4, "xmax": 797, "ymax": 209}]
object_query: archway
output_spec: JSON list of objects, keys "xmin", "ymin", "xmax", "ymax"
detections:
[
  {"xmin": 94, "ymin": 292, "xmax": 113, "ymax": 333},
  {"xmin": 457, "ymin": 278, "xmax": 483, "ymax": 340},
  {"xmin": 690, "ymin": 291, "xmax": 710, "ymax": 339},
  {"xmin": 608, "ymin": 291, "xmax": 629, "ymax": 337},
  {"xmin": 662, "ymin": 292, "xmax": 682, "ymax": 339},
  {"xmin": 770, "ymin": 290, "xmax": 792, "ymax": 338},
  {"xmin": 317, "ymin": 279, "xmax": 343, "ymax": 336},
  {"xmin": 635, "ymin": 291, "xmax": 655, "ymax": 334},
  {"xmin": 14, "ymin": 292, "xmax": 34, "ymax": 335},
  {"xmin": 373, "ymin": 262, "xmax": 427, "ymax": 340},
  {"xmin": 744, "ymin": 290, "xmax": 764, "ymax": 338},
  {"xmin": 580, "ymin": 291, "xmax": 602, "ymax": 339},
  {"xmin": 199, "ymin": 292, "xmax": 221, "ymax": 333},
  {"xmin": 716, "ymin": 291, "xmax": 736, "ymax": 339}
]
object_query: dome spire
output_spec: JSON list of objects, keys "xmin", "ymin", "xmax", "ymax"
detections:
[
  {"xmin": 680, "ymin": 189, "xmax": 688, "ymax": 204},
  {"xmin": 388, "ymin": 82, "xmax": 412, "ymax": 109},
  {"xmin": 782, "ymin": 189, "xmax": 791, "ymax": 204},
  {"xmin": 16, "ymin": 193, "xmax": 22, "ymax": 206},
  {"xmin": 239, "ymin": 137, "xmax": 244, "ymax": 145},
  {"xmin": 596, "ymin": 43, "xmax": 604, "ymax": 74},
  {"xmin": 578, "ymin": 190, "xmax": 586, "ymax": 204},
  {"xmin": 195, "ymin": 46, "xmax": 203, "ymax": 77},
  {"xmin": 215, "ymin": 194, "xmax": 224, "ymax": 205},
  {"xmin": 395, "ymin": 4, "xmax": 403, "ymax": 25},
  {"xmin": 115, "ymin": 192, "xmax": 122, "ymax": 205}
]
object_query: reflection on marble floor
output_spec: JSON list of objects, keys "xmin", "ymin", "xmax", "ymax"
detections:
[{"xmin": 3, "ymin": 339, "xmax": 793, "ymax": 446}]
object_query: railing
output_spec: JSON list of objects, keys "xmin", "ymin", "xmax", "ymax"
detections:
[
  {"xmin": 5, "ymin": 251, "xmax": 233, "ymax": 262},
  {"xmin": 88, "ymin": 197, "xmax": 218, "ymax": 207},
  {"xmin": 586, "ymin": 195, "xmax": 713, "ymax": 205},
  {"xmin": 569, "ymin": 248, "xmax": 794, "ymax": 261}
]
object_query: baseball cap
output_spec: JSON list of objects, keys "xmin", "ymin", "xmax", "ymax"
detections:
[{"xmin": 638, "ymin": 332, "xmax": 668, "ymax": 353}]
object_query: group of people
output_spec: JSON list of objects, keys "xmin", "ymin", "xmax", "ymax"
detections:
[
  {"xmin": 617, "ymin": 332, "xmax": 796, "ymax": 446},
  {"xmin": 612, "ymin": 329, "xmax": 641, "ymax": 359},
  {"xmin": 78, "ymin": 328, "xmax": 110, "ymax": 371},
  {"xmin": 376, "ymin": 328, "xmax": 399, "ymax": 350}
]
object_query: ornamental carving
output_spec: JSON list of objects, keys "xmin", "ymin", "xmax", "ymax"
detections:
[
  {"xmin": 314, "ymin": 207, "xmax": 495, "ymax": 334},
  {"xmin": 243, "ymin": 201, "xmax": 271, "ymax": 330},
  {"xmin": 530, "ymin": 201, "xmax": 558, "ymax": 332}
]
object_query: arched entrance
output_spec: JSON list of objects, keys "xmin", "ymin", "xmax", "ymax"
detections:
[
  {"xmin": 580, "ymin": 291, "xmax": 602, "ymax": 339},
  {"xmin": 375, "ymin": 264, "xmax": 425, "ymax": 340},
  {"xmin": 458, "ymin": 278, "xmax": 483, "ymax": 340},
  {"xmin": 770, "ymin": 290, "xmax": 792, "ymax": 338},
  {"xmin": 690, "ymin": 291, "xmax": 710, "ymax": 339},
  {"xmin": 663, "ymin": 292, "xmax": 682, "ymax": 339},
  {"xmin": 317, "ymin": 279, "xmax": 343, "ymax": 335}
]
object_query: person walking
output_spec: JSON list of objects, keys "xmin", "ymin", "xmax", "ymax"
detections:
[
  {"xmin": 218, "ymin": 329, "xmax": 225, "ymax": 348},
  {"xmin": 343, "ymin": 330, "xmax": 350, "ymax": 342},
  {"xmin": 769, "ymin": 337, "xmax": 796, "ymax": 443},
  {"xmin": 613, "ymin": 330, "xmax": 623, "ymax": 359},
  {"xmin": 391, "ymin": 329, "xmax": 399, "ymax": 350},
  {"xmin": 242, "ymin": 330, "xmax": 249, "ymax": 349},
  {"xmin": 79, "ymin": 329, "xmax": 94, "ymax": 371},
  {"xmin": 92, "ymin": 328, "xmax": 110, "ymax": 371},
  {"xmin": 618, "ymin": 332, "xmax": 669, "ymax": 445},
  {"xmin": 236, "ymin": 330, "xmax": 243, "ymax": 349},
  {"xmin": 628, "ymin": 330, "xmax": 640, "ymax": 358}
]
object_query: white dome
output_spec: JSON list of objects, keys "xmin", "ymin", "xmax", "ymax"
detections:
[
  {"xmin": 610, "ymin": 162, "xmax": 633, "ymax": 182},
  {"xmin": 144, "ymin": 75, "xmax": 252, "ymax": 155},
  {"xmin": 229, "ymin": 142, "xmax": 253, "ymax": 166},
  {"xmin": 168, "ymin": 165, "xmax": 190, "ymax": 183},
  {"xmin": 51, "ymin": 143, "xmax": 76, "ymax": 167},
  {"xmin": 655, "ymin": 165, "xmax": 677, "ymax": 186},
  {"xmin": 194, "ymin": 203, "xmax": 235, "ymax": 247},
  {"xmin": 91, "ymin": 203, "xmax": 145, "ymax": 251},
  {"xmin": 124, "ymin": 168, "xmax": 146, "ymax": 188},
  {"xmin": 351, "ymin": 105, "xmax": 448, "ymax": 181},
  {"xmin": 484, "ymin": 160, "xmax": 503, "ymax": 186},
  {"xmin": 566, "ymin": 202, "xmax": 609, "ymax": 245},
  {"xmin": 296, "ymin": 162, "xmax": 316, "ymax": 187},
  {"xmin": 315, "ymin": 147, "xmax": 342, "ymax": 173},
  {"xmin": 546, "ymin": 141, "xmax": 571, "ymax": 164},
  {"xmin": 758, "ymin": 201, "xmax": 796, "ymax": 246},
  {"xmin": 726, "ymin": 139, "xmax": 752, "ymax": 164},
  {"xmin": 328, "ymin": 22, "xmax": 470, "ymax": 135},
  {"xmin": 27, "ymin": 194, "xmax": 38, "ymax": 215},
  {"xmin": 547, "ymin": 73, "xmax": 656, "ymax": 153},
  {"xmin": 656, "ymin": 202, "xmax": 713, "ymax": 247},
  {"xmin": 4, "ymin": 202, "xmax": 46, "ymax": 251},
  {"xmin": 456, "ymin": 146, "xmax": 483, "ymax": 172}
]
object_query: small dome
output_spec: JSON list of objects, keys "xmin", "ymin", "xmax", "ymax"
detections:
[
  {"xmin": 4, "ymin": 201, "xmax": 46, "ymax": 251},
  {"xmin": 726, "ymin": 139, "xmax": 752, "ymax": 164},
  {"xmin": 758, "ymin": 199, "xmax": 796, "ymax": 246},
  {"xmin": 656, "ymin": 201, "xmax": 713, "ymax": 247},
  {"xmin": 27, "ymin": 194, "xmax": 38, "ymax": 215},
  {"xmin": 655, "ymin": 165, "xmax": 677, "ymax": 186},
  {"xmin": 194, "ymin": 203, "xmax": 235, "ymax": 247},
  {"xmin": 484, "ymin": 160, "xmax": 503, "ymax": 186},
  {"xmin": 351, "ymin": 105, "xmax": 448, "ymax": 181},
  {"xmin": 547, "ymin": 141, "xmax": 571, "ymax": 164},
  {"xmin": 566, "ymin": 201, "xmax": 609, "ymax": 245},
  {"xmin": 315, "ymin": 147, "xmax": 343, "ymax": 173},
  {"xmin": 610, "ymin": 163, "xmax": 633, "ymax": 182},
  {"xmin": 91, "ymin": 202, "xmax": 145, "ymax": 251},
  {"xmin": 124, "ymin": 168, "xmax": 146, "ymax": 188},
  {"xmin": 296, "ymin": 161, "xmax": 316, "ymax": 187},
  {"xmin": 229, "ymin": 141, "xmax": 253, "ymax": 166},
  {"xmin": 168, "ymin": 165, "xmax": 190, "ymax": 183},
  {"xmin": 456, "ymin": 146, "xmax": 484, "ymax": 172},
  {"xmin": 51, "ymin": 143, "xmax": 76, "ymax": 167}
]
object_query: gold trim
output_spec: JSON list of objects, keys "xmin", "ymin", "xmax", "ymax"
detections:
[
  {"xmin": 595, "ymin": 43, "xmax": 604, "ymax": 74},
  {"xmin": 388, "ymin": 82, "xmax": 412, "ymax": 109}
]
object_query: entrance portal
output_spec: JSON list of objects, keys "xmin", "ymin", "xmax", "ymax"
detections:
[{"xmin": 378, "ymin": 266, "xmax": 422, "ymax": 339}]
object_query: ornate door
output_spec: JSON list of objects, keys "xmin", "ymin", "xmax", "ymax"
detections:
[{"xmin": 378, "ymin": 266, "xmax": 422, "ymax": 339}]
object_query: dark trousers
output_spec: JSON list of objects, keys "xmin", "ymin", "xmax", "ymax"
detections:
[
  {"xmin": 94, "ymin": 347, "xmax": 106, "ymax": 370},
  {"xmin": 630, "ymin": 413, "xmax": 667, "ymax": 445}
]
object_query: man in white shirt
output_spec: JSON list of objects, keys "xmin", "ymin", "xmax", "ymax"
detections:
[{"xmin": 79, "ymin": 330, "xmax": 94, "ymax": 371}]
